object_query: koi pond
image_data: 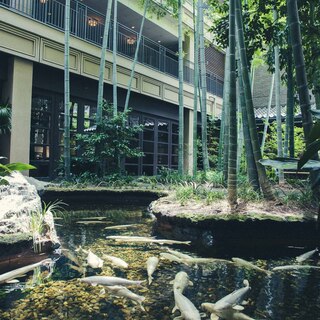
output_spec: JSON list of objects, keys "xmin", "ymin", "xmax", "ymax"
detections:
[{"xmin": 0, "ymin": 206, "xmax": 320, "ymax": 320}]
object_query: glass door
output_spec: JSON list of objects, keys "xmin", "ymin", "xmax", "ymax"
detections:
[{"xmin": 30, "ymin": 94, "xmax": 53, "ymax": 177}]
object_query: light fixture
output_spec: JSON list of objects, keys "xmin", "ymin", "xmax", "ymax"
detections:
[
  {"xmin": 40, "ymin": 0, "xmax": 47, "ymax": 3},
  {"xmin": 88, "ymin": 18, "xmax": 98, "ymax": 27},
  {"xmin": 131, "ymin": 26, "xmax": 135, "ymax": 29},
  {"xmin": 127, "ymin": 36, "xmax": 136, "ymax": 45}
]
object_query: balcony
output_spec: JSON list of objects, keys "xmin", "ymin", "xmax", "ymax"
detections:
[{"xmin": 0, "ymin": 0, "xmax": 223, "ymax": 97}]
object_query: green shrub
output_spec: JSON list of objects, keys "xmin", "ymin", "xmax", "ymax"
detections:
[
  {"xmin": 205, "ymin": 190, "xmax": 225, "ymax": 204},
  {"xmin": 175, "ymin": 185, "xmax": 195, "ymax": 205},
  {"xmin": 76, "ymin": 103, "xmax": 143, "ymax": 176}
]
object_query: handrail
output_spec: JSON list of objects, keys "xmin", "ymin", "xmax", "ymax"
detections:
[{"xmin": 0, "ymin": 0, "xmax": 223, "ymax": 97}]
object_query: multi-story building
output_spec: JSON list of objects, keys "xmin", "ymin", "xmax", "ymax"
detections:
[{"xmin": 0, "ymin": 0, "xmax": 224, "ymax": 179}]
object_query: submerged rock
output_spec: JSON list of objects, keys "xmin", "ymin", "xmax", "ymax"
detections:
[{"xmin": 0, "ymin": 172, "xmax": 59, "ymax": 254}]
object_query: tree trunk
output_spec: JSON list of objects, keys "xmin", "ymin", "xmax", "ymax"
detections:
[
  {"xmin": 193, "ymin": 0, "xmax": 200, "ymax": 177},
  {"xmin": 97, "ymin": 0, "xmax": 113, "ymax": 123},
  {"xmin": 309, "ymin": 1, "xmax": 320, "ymax": 110},
  {"xmin": 285, "ymin": 27, "xmax": 295, "ymax": 158},
  {"xmin": 274, "ymin": 9, "xmax": 284, "ymax": 183},
  {"xmin": 64, "ymin": 0, "xmax": 71, "ymax": 179},
  {"xmin": 178, "ymin": 0, "xmax": 184, "ymax": 175},
  {"xmin": 112, "ymin": 0, "xmax": 118, "ymax": 117},
  {"xmin": 261, "ymin": 74, "xmax": 275, "ymax": 155},
  {"xmin": 238, "ymin": 63, "xmax": 260, "ymax": 191},
  {"xmin": 198, "ymin": 0, "xmax": 209, "ymax": 172},
  {"xmin": 222, "ymin": 48, "xmax": 230, "ymax": 180},
  {"xmin": 227, "ymin": 0, "xmax": 237, "ymax": 207},
  {"xmin": 287, "ymin": 0, "xmax": 313, "ymax": 140},
  {"xmin": 124, "ymin": 0, "xmax": 149, "ymax": 111},
  {"xmin": 235, "ymin": 0, "xmax": 275, "ymax": 200}
]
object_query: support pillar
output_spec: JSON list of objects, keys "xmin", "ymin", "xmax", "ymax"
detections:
[
  {"xmin": 7, "ymin": 57, "xmax": 33, "ymax": 173},
  {"xmin": 184, "ymin": 108, "xmax": 194, "ymax": 175}
]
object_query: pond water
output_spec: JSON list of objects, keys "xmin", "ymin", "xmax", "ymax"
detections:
[{"xmin": 1, "ymin": 206, "xmax": 320, "ymax": 320}]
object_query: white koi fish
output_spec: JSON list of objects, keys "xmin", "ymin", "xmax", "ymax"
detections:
[
  {"xmin": 0, "ymin": 259, "xmax": 52, "ymax": 284},
  {"xmin": 160, "ymin": 253, "xmax": 184, "ymax": 264},
  {"xmin": 104, "ymin": 224, "xmax": 143, "ymax": 230},
  {"xmin": 203, "ymin": 303, "xmax": 255, "ymax": 320},
  {"xmin": 105, "ymin": 285, "xmax": 146, "ymax": 311},
  {"xmin": 87, "ymin": 250, "xmax": 104, "ymax": 268},
  {"xmin": 296, "ymin": 248, "xmax": 318, "ymax": 263},
  {"xmin": 103, "ymin": 254, "xmax": 128, "ymax": 269},
  {"xmin": 80, "ymin": 275, "xmax": 145, "ymax": 287},
  {"xmin": 232, "ymin": 258, "xmax": 271, "ymax": 275},
  {"xmin": 173, "ymin": 289, "xmax": 201, "ymax": 320},
  {"xmin": 170, "ymin": 271, "xmax": 193, "ymax": 294},
  {"xmin": 106, "ymin": 235, "xmax": 190, "ymax": 245},
  {"xmin": 209, "ymin": 280, "xmax": 250, "ymax": 312},
  {"xmin": 167, "ymin": 249, "xmax": 193, "ymax": 260},
  {"xmin": 146, "ymin": 256, "xmax": 159, "ymax": 285},
  {"xmin": 272, "ymin": 264, "xmax": 320, "ymax": 271}
]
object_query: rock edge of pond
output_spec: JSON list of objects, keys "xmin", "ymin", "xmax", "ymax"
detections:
[{"xmin": 150, "ymin": 194, "xmax": 319, "ymax": 251}]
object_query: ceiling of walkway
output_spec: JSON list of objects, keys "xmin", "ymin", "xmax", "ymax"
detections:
[{"xmin": 81, "ymin": 0, "xmax": 178, "ymax": 51}]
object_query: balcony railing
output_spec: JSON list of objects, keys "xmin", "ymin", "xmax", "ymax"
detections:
[{"xmin": 0, "ymin": 0, "xmax": 223, "ymax": 98}]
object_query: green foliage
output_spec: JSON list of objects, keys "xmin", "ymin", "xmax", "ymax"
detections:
[
  {"xmin": 0, "ymin": 102, "xmax": 11, "ymax": 135},
  {"xmin": 175, "ymin": 181, "xmax": 226, "ymax": 205},
  {"xmin": 279, "ymin": 185, "xmax": 316, "ymax": 209},
  {"xmin": 197, "ymin": 117, "xmax": 220, "ymax": 169},
  {"xmin": 0, "ymin": 158, "xmax": 36, "ymax": 185},
  {"xmin": 207, "ymin": 0, "xmax": 320, "ymax": 100},
  {"xmin": 76, "ymin": 103, "xmax": 143, "ymax": 176},
  {"xmin": 263, "ymin": 122, "xmax": 304, "ymax": 159},
  {"xmin": 55, "ymin": 172, "xmax": 136, "ymax": 189},
  {"xmin": 138, "ymin": 0, "xmax": 180, "ymax": 18},
  {"xmin": 30, "ymin": 200, "xmax": 65, "ymax": 253},
  {"xmin": 175, "ymin": 185, "xmax": 195, "ymax": 205},
  {"xmin": 156, "ymin": 167, "xmax": 191, "ymax": 184},
  {"xmin": 298, "ymin": 119, "xmax": 320, "ymax": 170},
  {"xmin": 238, "ymin": 178, "xmax": 262, "ymax": 202}
]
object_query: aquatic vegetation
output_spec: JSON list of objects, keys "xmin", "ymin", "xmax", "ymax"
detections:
[
  {"xmin": 0, "ymin": 280, "xmax": 110, "ymax": 320},
  {"xmin": 29, "ymin": 200, "xmax": 65, "ymax": 253}
]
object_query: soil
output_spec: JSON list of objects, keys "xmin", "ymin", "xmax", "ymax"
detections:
[{"xmin": 150, "ymin": 188, "xmax": 318, "ymax": 222}]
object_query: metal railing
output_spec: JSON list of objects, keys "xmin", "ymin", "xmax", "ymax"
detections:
[{"xmin": 0, "ymin": 0, "xmax": 223, "ymax": 97}]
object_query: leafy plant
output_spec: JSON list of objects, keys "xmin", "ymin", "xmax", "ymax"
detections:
[
  {"xmin": 0, "ymin": 157, "xmax": 36, "ymax": 185},
  {"xmin": 76, "ymin": 103, "xmax": 143, "ymax": 176},
  {"xmin": 0, "ymin": 102, "xmax": 11, "ymax": 135},
  {"xmin": 298, "ymin": 117, "xmax": 320, "ymax": 171},
  {"xmin": 175, "ymin": 181, "xmax": 226, "ymax": 205},
  {"xmin": 238, "ymin": 180, "xmax": 262, "ymax": 202},
  {"xmin": 264, "ymin": 122, "xmax": 305, "ymax": 160},
  {"xmin": 175, "ymin": 185, "xmax": 195, "ymax": 205}
]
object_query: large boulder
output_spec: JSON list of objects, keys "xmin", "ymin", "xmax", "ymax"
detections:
[{"xmin": 0, "ymin": 172, "xmax": 59, "ymax": 254}]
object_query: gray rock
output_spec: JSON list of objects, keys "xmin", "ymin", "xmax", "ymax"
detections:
[
  {"xmin": 24, "ymin": 176, "xmax": 52, "ymax": 195},
  {"xmin": 0, "ymin": 172, "xmax": 59, "ymax": 251}
]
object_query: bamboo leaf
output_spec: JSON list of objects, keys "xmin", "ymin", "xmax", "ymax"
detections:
[
  {"xmin": 298, "ymin": 139, "xmax": 320, "ymax": 170},
  {"xmin": 311, "ymin": 109, "xmax": 320, "ymax": 119},
  {"xmin": 0, "ymin": 163, "xmax": 12, "ymax": 176},
  {"xmin": 6, "ymin": 163, "xmax": 36, "ymax": 171},
  {"xmin": 307, "ymin": 120, "xmax": 320, "ymax": 144}
]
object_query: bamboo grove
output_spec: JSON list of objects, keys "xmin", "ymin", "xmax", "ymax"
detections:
[{"xmin": 62, "ymin": 0, "xmax": 320, "ymax": 207}]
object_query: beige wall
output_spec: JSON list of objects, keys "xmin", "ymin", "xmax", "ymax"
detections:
[
  {"xmin": 7, "ymin": 57, "xmax": 33, "ymax": 171},
  {"xmin": 0, "ymin": 8, "xmax": 220, "ymax": 115}
]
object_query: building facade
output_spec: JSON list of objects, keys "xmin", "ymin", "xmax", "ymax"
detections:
[{"xmin": 0, "ymin": 0, "xmax": 224, "ymax": 178}]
